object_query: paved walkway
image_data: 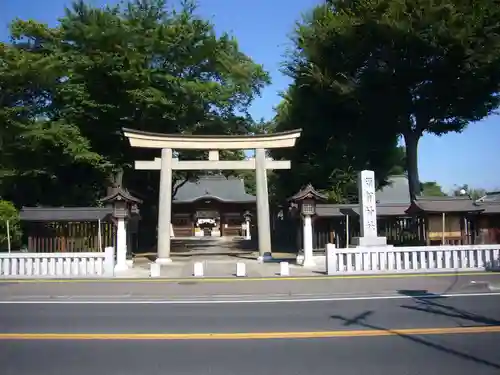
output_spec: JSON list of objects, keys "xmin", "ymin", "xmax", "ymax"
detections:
[
  {"xmin": 117, "ymin": 255, "xmax": 324, "ymax": 278},
  {"xmin": 2, "ymin": 273, "xmax": 499, "ymax": 302},
  {"xmin": 121, "ymin": 236, "xmax": 314, "ymax": 278}
]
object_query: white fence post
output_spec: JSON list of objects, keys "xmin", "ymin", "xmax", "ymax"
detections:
[
  {"xmin": 150, "ymin": 263, "xmax": 161, "ymax": 277},
  {"xmin": 104, "ymin": 246, "xmax": 115, "ymax": 277},
  {"xmin": 193, "ymin": 262, "xmax": 204, "ymax": 277},
  {"xmin": 6, "ymin": 220, "xmax": 11, "ymax": 253},
  {"xmin": 279, "ymin": 261, "xmax": 290, "ymax": 276},
  {"xmin": 326, "ymin": 243, "xmax": 337, "ymax": 275},
  {"xmin": 236, "ymin": 262, "xmax": 246, "ymax": 277}
]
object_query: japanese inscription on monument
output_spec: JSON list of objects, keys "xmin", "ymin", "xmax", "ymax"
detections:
[{"xmin": 359, "ymin": 170, "xmax": 378, "ymax": 237}]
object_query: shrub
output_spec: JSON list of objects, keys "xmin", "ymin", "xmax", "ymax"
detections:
[{"xmin": 0, "ymin": 200, "xmax": 21, "ymax": 251}]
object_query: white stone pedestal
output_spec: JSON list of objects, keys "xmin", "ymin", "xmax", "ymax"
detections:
[
  {"xmin": 236, "ymin": 262, "xmax": 246, "ymax": 277},
  {"xmin": 280, "ymin": 261, "xmax": 290, "ymax": 276},
  {"xmin": 325, "ymin": 243, "xmax": 337, "ymax": 275},
  {"xmin": 150, "ymin": 263, "xmax": 161, "ymax": 277},
  {"xmin": 114, "ymin": 218, "xmax": 128, "ymax": 272},
  {"xmin": 351, "ymin": 236, "xmax": 388, "ymax": 247},
  {"xmin": 302, "ymin": 215, "xmax": 315, "ymax": 268},
  {"xmin": 193, "ymin": 262, "xmax": 204, "ymax": 277}
]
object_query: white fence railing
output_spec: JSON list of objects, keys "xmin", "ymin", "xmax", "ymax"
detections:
[
  {"xmin": 325, "ymin": 244, "xmax": 500, "ymax": 275},
  {"xmin": 0, "ymin": 247, "xmax": 115, "ymax": 278}
]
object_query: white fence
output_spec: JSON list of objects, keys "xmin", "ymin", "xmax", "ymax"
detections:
[
  {"xmin": 326, "ymin": 244, "xmax": 500, "ymax": 275},
  {"xmin": 0, "ymin": 247, "xmax": 115, "ymax": 278}
]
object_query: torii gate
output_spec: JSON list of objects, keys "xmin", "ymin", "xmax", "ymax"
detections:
[{"xmin": 122, "ymin": 128, "xmax": 302, "ymax": 264}]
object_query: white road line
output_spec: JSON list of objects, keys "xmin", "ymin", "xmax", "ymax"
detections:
[{"xmin": 0, "ymin": 291, "xmax": 498, "ymax": 304}]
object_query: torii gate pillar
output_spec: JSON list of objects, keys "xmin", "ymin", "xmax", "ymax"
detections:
[
  {"xmin": 255, "ymin": 148, "xmax": 271, "ymax": 257},
  {"xmin": 157, "ymin": 148, "xmax": 173, "ymax": 264}
]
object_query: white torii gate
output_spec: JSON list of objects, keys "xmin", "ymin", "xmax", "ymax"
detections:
[{"xmin": 123, "ymin": 128, "xmax": 301, "ymax": 264}]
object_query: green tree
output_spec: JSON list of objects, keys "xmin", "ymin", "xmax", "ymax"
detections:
[
  {"xmin": 0, "ymin": 200, "xmax": 21, "ymax": 250},
  {"xmin": 2, "ymin": 0, "xmax": 269, "ymax": 207},
  {"xmin": 390, "ymin": 146, "xmax": 407, "ymax": 176},
  {"xmin": 270, "ymin": 13, "xmax": 406, "ymax": 203},
  {"xmin": 420, "ymin": 181, "xmax": 447, "ymax": 197},
  {"xmin": 0, "ymin": 40, "xmax": 103, "ymax": 206},
  {"xmin": 452, "ymin": 184, "xmax": 487, "ymax": 200},
  {"xmin": 293, "ymin": 0, "xmax": 500, "ymax": 199},
  {"xmin": 269, "ymin": 84, "xmax": 403, "ymax": 203}
]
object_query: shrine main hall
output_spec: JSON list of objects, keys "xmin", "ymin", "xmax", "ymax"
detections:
[{"xmin": 171, "ymin": 175, "xmax": 255, "ymax": 238}]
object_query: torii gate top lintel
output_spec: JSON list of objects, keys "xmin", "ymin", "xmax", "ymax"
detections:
[{"xmin": 122, "ymin": 128, "xmax": 302, "ymax": 150}]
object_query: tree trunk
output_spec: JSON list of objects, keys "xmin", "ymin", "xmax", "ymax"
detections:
[
  {"xmin": 403, "ymin": 132, "xmax": 421, "ymax": 200},
  {"xmin": 106, "ymin": 169, "xmax": 124, "ymax": 195},
  {"xmin": 114, "ymin": 169, "xmax": 124, "ymax": 187},
  {"xmin": 171, "ymin": 177, "xmax": 190, "ymax": 199}
]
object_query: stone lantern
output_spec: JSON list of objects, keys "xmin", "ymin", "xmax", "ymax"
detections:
[
  {"xmin": 300, "ymin": 197, "xmax": 317, "ymax": 216},
  {"xmin": 100, "ymin": 186, "xmax": 142, "ymax": 272},
  {"xmin": 243, "ymin": 210, "xmax": 253, "ymax": 240},
  {"xmin": 288, "ymin": 184, "xmax": 327, "ymax": 267}
]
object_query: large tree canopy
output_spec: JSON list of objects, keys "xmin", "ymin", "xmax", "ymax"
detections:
[
  {"xmin": 270, "ymin": 82, "xmax": 405, "ymax": 203},
  {"xmin": 0, "ymin": 34, "xmax": 103, "ymax": 205},
  {"xmin": 270, "ymin": 12, "xmax": 406, "ymax": 203},
  {"xmin": 284, "ymin": 0, "xmax": 500, "ymax": 200},
  {"xmin": 1, "ymin": 0, "xmax": 269, "ymax": 206}
]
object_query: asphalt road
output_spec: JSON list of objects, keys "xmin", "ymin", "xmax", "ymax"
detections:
[
  {"xmin": 2, "ymin": 333, "xmax": 500, "ymax": 375},
  {"xmin": 1, "ymin": 293, "xmax": 500, "ymax": 374},
  {"xmin": 1, "ymin": 294, "xmax": 500, "ymax": 333}
]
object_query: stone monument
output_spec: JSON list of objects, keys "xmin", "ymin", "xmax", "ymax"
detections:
[{"xmin": 351, "ymin": 170, "xmax": 388, "ymax": 247}]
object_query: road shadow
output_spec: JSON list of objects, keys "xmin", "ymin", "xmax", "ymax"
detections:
[
  {"xmin": 330, "ymin": 311, "xmax": 500, "ymax": 370},
  {"xmin": 398, "ymin": 290, "xmax": 500, "ymax": 326},
  {"xmin": 330, "ymin": 306, "xmax": 500, "ymax": 370}
]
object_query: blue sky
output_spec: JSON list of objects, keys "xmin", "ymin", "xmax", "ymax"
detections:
[{"xmin": 2, "ymin": 0, "xmax": 499, "ymax": 192}]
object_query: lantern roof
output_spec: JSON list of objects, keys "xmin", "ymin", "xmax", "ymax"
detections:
[
  {"xmin": 288, "ymin": 184, "xmax": 327, "ymax": 203},
  {"xmin": 100, "ymin": 186, "xmax": 142, "ymax": 205}
]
